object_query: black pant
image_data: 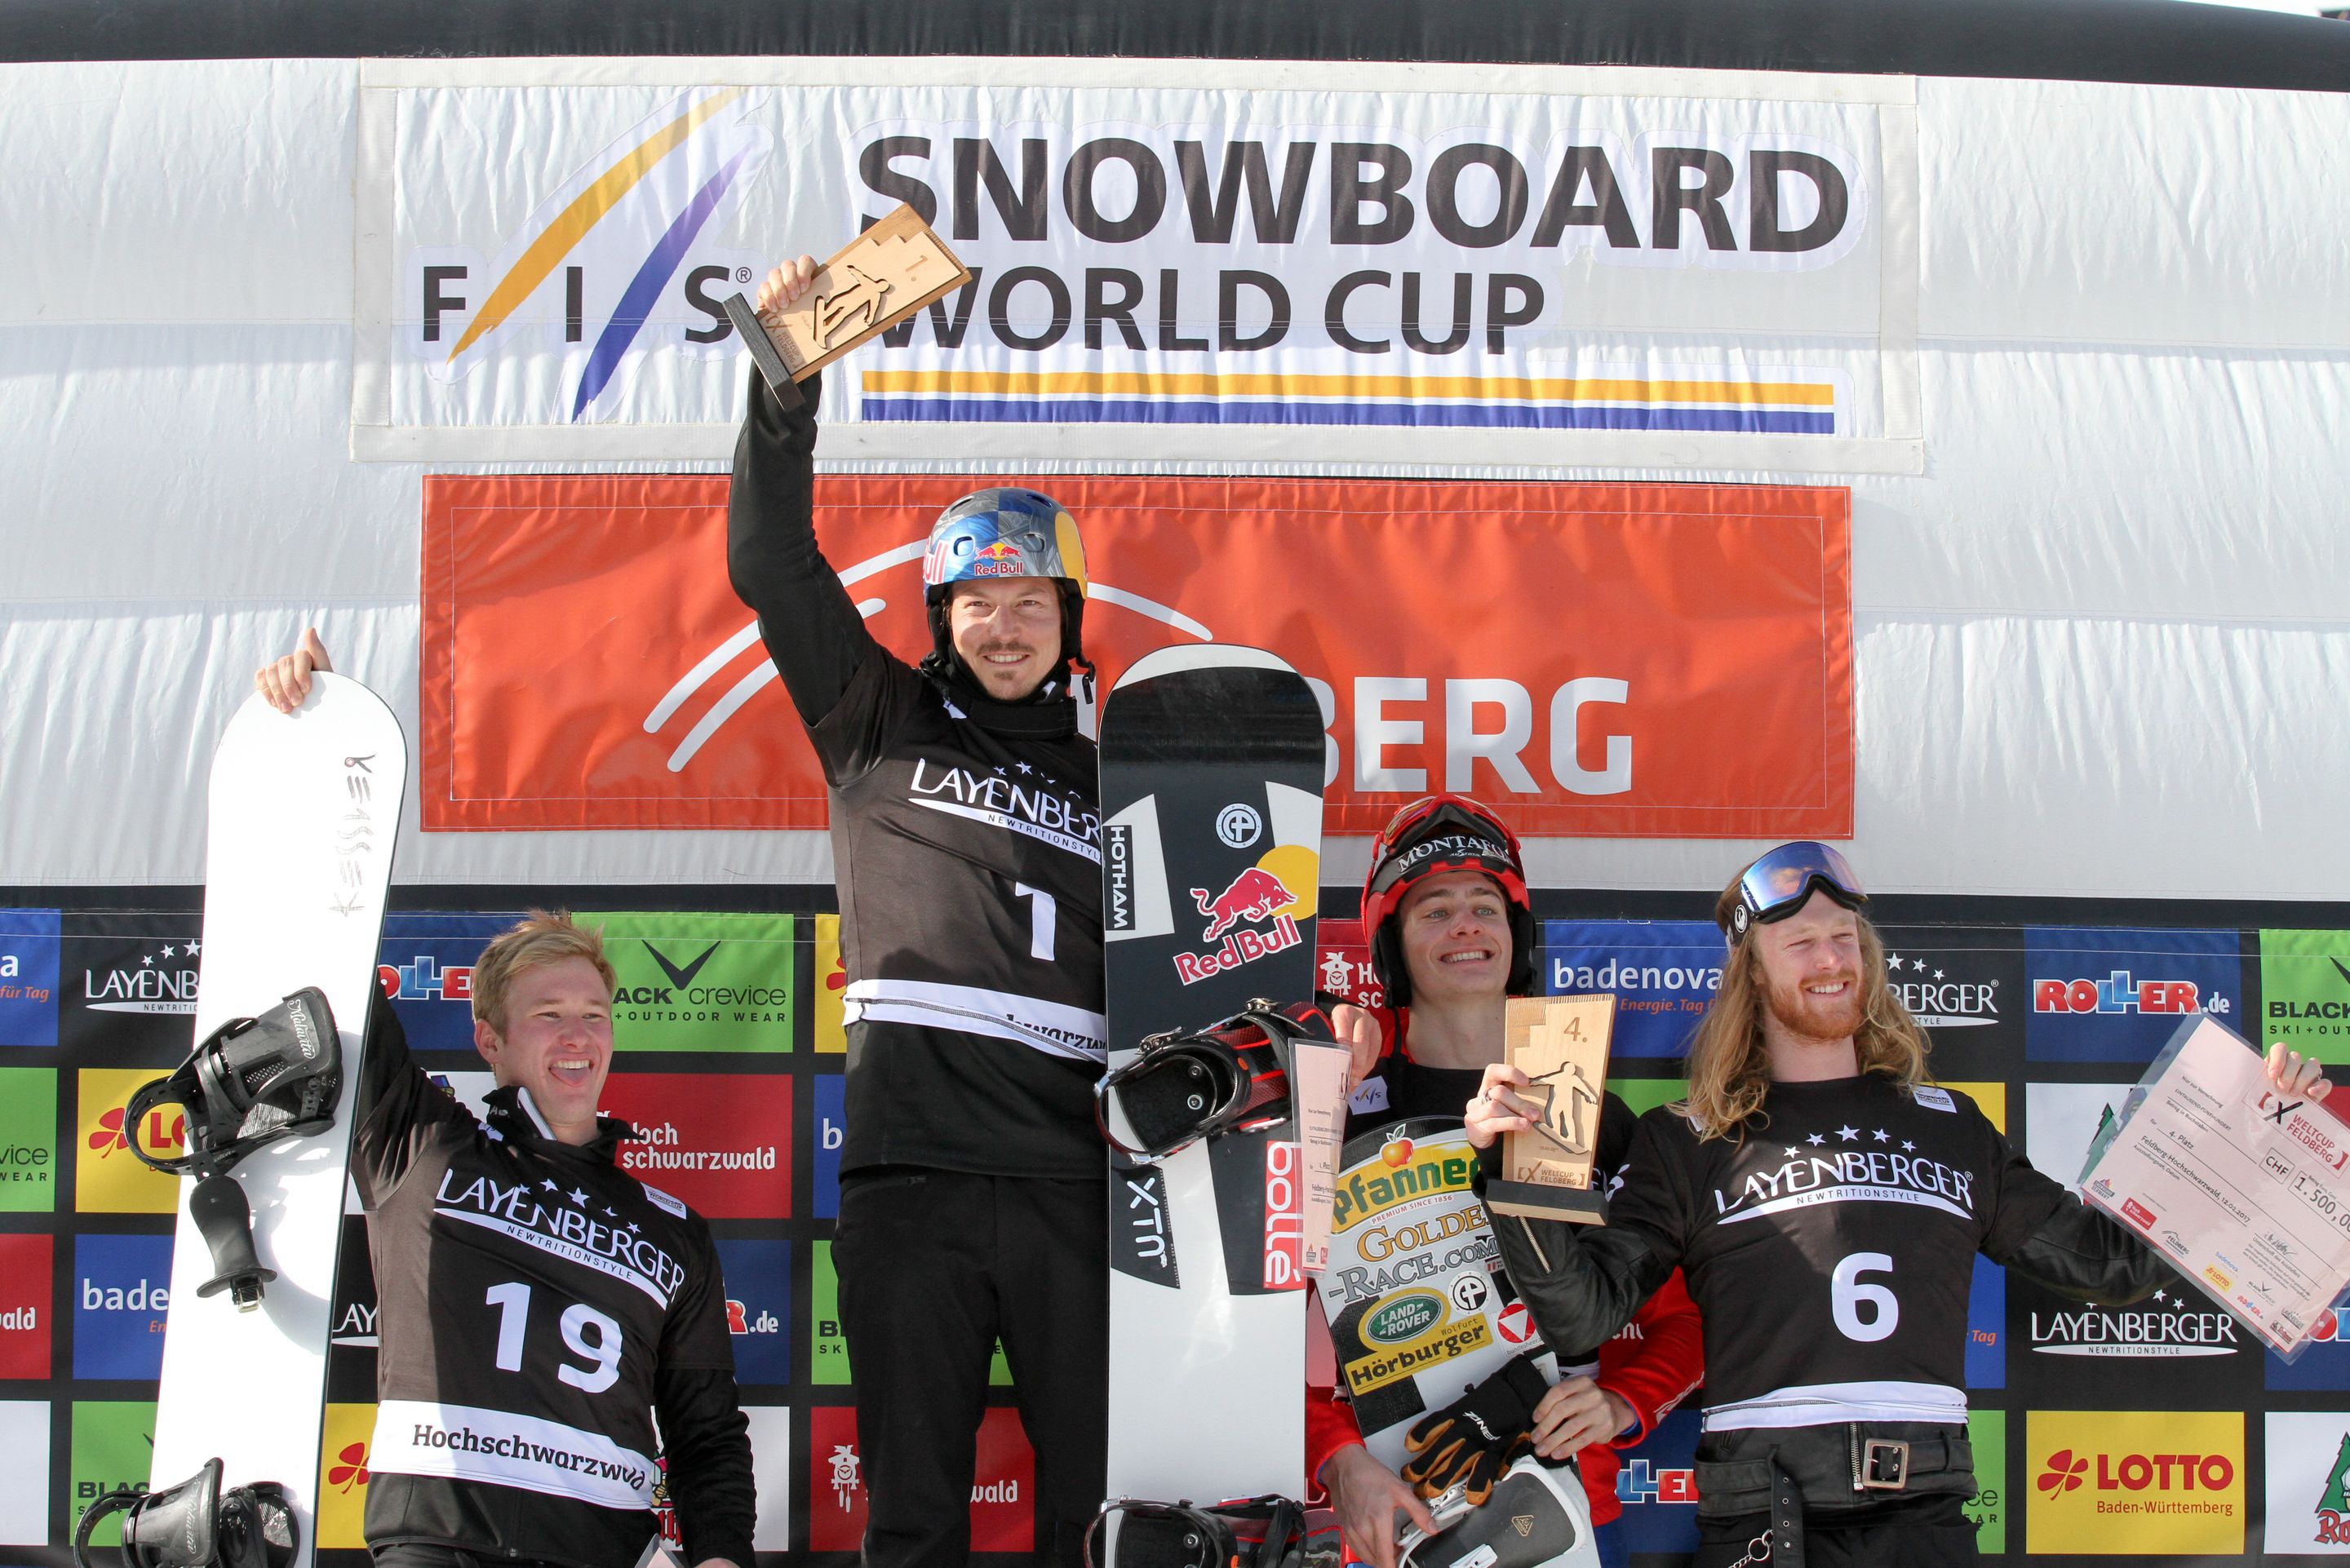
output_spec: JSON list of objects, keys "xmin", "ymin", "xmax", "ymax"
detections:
[
  {"xmin": 834, "ymin": 1168, "xmax": 1109, "ymax": 1568},
  {"xmin": 1696, "ymin": 1494, "xmax": 1980, "ymax": 1568},
  {"xmin": 370, "ymin": 1548, "xmax": 571, "ymax": 1568}
]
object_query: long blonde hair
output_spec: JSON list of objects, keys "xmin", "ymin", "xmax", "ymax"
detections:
[{"xmin": 1675, "ymin": 877, "xmax": 1931, "ymax": 1141}]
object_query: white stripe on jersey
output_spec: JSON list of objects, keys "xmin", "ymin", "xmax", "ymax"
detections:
[
  {"xmin": 1702, "ymin": 1380, "xmax": 1967, "ymax": 1431},
  {"xmin": 846, "ymin": 978, "xmax": 1108, "ymax": 1062},
  {"xmin": 370, "ymin": 1399, "xmax": 658, "ymax": 1508}
]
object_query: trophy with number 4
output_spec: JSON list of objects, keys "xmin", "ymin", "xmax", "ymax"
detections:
[{"xmin": 1486, "ymin": 994, "xmax": 1616, "ymax": 1224}]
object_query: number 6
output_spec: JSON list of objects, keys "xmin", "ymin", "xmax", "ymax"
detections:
[{"xmin": 1831, "ymin": 1251, "xmax": 1899, "ymax": 1342}]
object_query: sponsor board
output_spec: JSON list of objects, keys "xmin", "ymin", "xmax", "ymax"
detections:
[
  {"xmin": 2271, "ymin": 1305, "xmax": 2350, "ymax": 1392},
  {"xmin": 2261, "ymin": 929, "xmax": 2350, "ymax": 1063},
  {"xmin": 73, "ymin": 1234, "xmax": 173, "ymax": 1381},
  {"xmin": 0, "ymin": 910, "xmax": 60, "ymax": 1049},
  {"xmin": 601, "ymin": 1073, "xmax": 791, "ymax": 1218},
  {"xmin": 1963, "ymin": 1408, "xmax": 2006, "ymax": 1553},
  {"xmin": 1313, "ymin": 919, "xmax": 1383, "ymax": 1012},
  {"xmin": 1540, "ymin": 921, "xmax": 1720, "ymax": 1059},
  {"xmin": 573, "ymin": 912, "xmax": 796, "ymax": 1052},
  {"xmin": 1941, "ymin": 1079, "xmax": 2006, "ymax": 1133},
  {"xmin": 379, "ymin": 913, "xmax": 517, "ymax": 1053},
  {"xmin": 0, "ymin": 1399, "xmax": 48, "ymax": 1546},
  {"xmin": 715, "ymin": 1239, "xmax": 791, "ymax": 1385},
  {"xmin": 58, "ymin": 915, "xmax": 199, "ymax": 1061},
  {"xmin": 1966, "ymin": 1255, "xmax": 2004, "ymax": 1389},
  {"xmin": 1873, "ymin": 924, "xmax": 2024, "ymax": 1079},
  {"xmin": 744, "ymin": 1406, "xmax": 792, "ymax": 1551},
  {"xmin": 359, "ymin": 69, "xmax": 1915, "ymax": 474},
  {"xmin": 326, "ymin": 1222, "xmax": 380, "ymax": 1405},
  {"xmin": 2024, "ymin": 1285, "xmax": 2245, "ymax": 1361},
  {"xmin": 1612, "ymin": 1406, "xmax": 1700, "ymax": 1555},
  {"xmin": 316, "ymin": 1403, "xmax": 375, "ymax": 1549},
  {"xmin": 2024, "ymin": 1410, "xmax": 2241, "ymax": 1556},
  {"xmin": 75, "ymin": 1068, "xmax": 188, "ymax": 1214},
  {"xmin": 0, "ymin": 1069, "xmax": 56, "ymax": 1211},
  {"xmin": 0, "ymin": 1235, "xmax": 51, "ymax": 1380},
  {"xmin": 421, "ymin": 475, "xmax": 1851, "ymax": 839},
  {"xmin": 69, "ymin": 1400, "xmax": 155, "ymax": 1548},
  {"xmin": 2265, "ymin": 1411, "xmax": 2350, "ymax": 1553},
  {"xmin": 814, "ymin": 915, "xmax": 846, "ymax": 1055},
  {"xmin": 809, "ymin": 1240, "xmax": 1009, "ymax": 1390},
  {"xmin": 2024, "ymin": 1080, "xmax": 2135, "ymax": 1191},
  {"xmin": 814, "ymin": 1074, "xmax": 844, "ymax": 1220},
  {"xmin": 2023, "ymin": 927, "xmax": 2241, "ymax": 1062},
  {"xmin": 806, "ymin": 1406, "xmax": 1031, "ymax": 1552},
  {"xmin": 1607, "ymin": 1076, "xmax": 1687, "ymax": 1118}
]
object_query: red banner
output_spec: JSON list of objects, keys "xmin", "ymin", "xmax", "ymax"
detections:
[{"xmin": 420, "ymin": 475, "xmax": 1849, "ymax": 836}]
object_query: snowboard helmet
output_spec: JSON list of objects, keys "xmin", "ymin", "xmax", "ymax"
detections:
[
  {"xmin": 1360, "ymin": 794, "xmax": 1535, "ymax": 1008},
  {"xmin": 920, "ymin": 487, "xmax": 1089, "ymax": 691}
]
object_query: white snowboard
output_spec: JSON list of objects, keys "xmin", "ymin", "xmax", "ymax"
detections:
[{"xmin": 150, "ymin": 674, "xmax": 406, "ymax": 1568}]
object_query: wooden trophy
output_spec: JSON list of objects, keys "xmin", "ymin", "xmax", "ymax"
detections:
[
  {"xmin": 1484, "ymin": 994, "xmax": 1616, "ymax": 1224},
  {"xmin": 722, "ymin": 202, "xmax": 971, "ymax": 410}
]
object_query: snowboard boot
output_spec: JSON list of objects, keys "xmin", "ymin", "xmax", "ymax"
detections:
[
  {"xmin": 1398, "ymin": 1454, "xmax": 1601, "ymax": 1568},
  {"xmin": 1086, "ymin": 1495, "xmax": 1305, "ymax": 1568},
  {"xmin": 75, "ymin": 1459, "xmax": 298, "ymax": 1568},
  {"xmin": 1097, "ymin": 1000, "xmax": 1333, "ymax": 1157}
]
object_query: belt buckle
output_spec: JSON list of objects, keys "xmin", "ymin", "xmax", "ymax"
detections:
[{"xmin": 1859, "ymin": 1438, "xmax": 1912, "ymax": 1490}]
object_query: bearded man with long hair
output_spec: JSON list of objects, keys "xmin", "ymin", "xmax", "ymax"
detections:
[{"xmin": 1465, "ymin": 842, "xmax": 2331, "ymax": 1568}]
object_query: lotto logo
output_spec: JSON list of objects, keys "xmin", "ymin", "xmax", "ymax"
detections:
[
  {"xmin": 76, "ymin": 1069, "xmax": 188, "ymax": 1213},
  {"xmin": 315, "ymin": 1404, "xmax": 375, "ymax": 1548},
  {"xmin": 2026, "ymin": 1411, "xmax": 2241, "ymax": 1555},
  {"xmin": 2033, "ymin": 973, "xmax": 2209, "ymax": 1016}
]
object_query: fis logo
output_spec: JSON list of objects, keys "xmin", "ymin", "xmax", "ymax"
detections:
[
  {"xmin": 379, "ymin": 955, "xmax": 472, "ymax": 1003},
  {"xmin": 2032, "ymin": 972, "xmax": 2224, "ymax": 1017},
  {"xmin": 415, "ymin": 86, "xmax": 773, "ymax": 419}
]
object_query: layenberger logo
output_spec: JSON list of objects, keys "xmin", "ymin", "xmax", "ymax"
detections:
[
  {"xmin": 1713, "ymin": 1132, "xmax": 1975, "ymax": 1223},
  {"xmin": 434, "ymin": 1168, "xmax": 683, "ymax": 1306}
]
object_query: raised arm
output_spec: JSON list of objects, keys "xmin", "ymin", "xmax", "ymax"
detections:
[{"xmin": 725, "ymin": 256, "xmax": 885, "ymax": 729}]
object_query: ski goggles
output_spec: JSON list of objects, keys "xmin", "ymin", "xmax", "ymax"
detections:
[
  {"xmin": 1364, "ymin": 796, "xmax": 1524, "ymax": 905},
  {"xmin": 1723, "ymin": 841, "xmax": 1867, "ymax": 941}
]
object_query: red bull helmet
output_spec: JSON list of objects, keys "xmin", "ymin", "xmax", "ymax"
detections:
[
  {"xmin": 920, "ymin": 487, "xmax": 1089, "ymax": 680},
  {"xmin": 1360, "ymin": 794, "xmax": 1535, "ymax": 1007}
]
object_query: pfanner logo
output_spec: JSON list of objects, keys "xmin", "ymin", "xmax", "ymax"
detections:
[{"xmin": 409, "ymin": 86, "xmax": 772, "ymax": 419}]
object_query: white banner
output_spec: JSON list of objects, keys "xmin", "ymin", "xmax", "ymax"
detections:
[{"xmin": 353, "ymin": 59, "xmax": 1918, "ymax": 471}]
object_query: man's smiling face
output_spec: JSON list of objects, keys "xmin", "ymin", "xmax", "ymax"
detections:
[
  {"xmin": 1396, "ymin": 869, "xmax": 1514, "ymax": 1005},
  {"xmin": 473, "ymin": 955, "xmax": 614, "ymax": 1142}
]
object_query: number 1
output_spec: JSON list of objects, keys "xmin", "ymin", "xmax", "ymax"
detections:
[{"xmin": 1014, "ymin": 884, "xmax": 1057, "ymax": 961}]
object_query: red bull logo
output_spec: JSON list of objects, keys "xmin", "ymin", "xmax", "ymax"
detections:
[
  {"xmin": 970, "ymin": 538, "xmax": 1025, "ymax": 577},
  {"xmin": 1193, "ymin": 867, "xmax": 1298, "ymax": 944}
]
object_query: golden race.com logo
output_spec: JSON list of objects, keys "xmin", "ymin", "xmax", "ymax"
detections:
[{"xmin": 2026, "ymin": 1411, "xmax": 2241, "ymax": 1555}]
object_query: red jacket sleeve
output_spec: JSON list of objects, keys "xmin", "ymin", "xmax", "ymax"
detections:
[
  {"xmin": 1594, "ymin": 1267, "xmax": 1703, "ymax": 1448},
  {"xmin": 1305, "ymin": 1384, "xmax": 1366, "ymax": 1499}
]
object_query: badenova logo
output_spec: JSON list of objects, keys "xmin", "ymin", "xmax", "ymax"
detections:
[
  {"xmin": 1541, "ymin": 920, "xmax": 1723, "ymax": 1060},
  {"xmin": 0, "ymin": 908, "xmax": 61, "ymax": 1048},
  {"xmin": 406, "ymin": 87, "xmax": 772, "ymax": 419},
  {"xmin": 72, "ymin": 1234, "xmax": 173, "ymax": 1380},
  {"xmin": 2029, "ymin": 1287, "xmax": 2242, "ymax": 1359},
  {"xmin": 2025, "ymin": 1411, "xmax": 2242, "ymax": 1556}
]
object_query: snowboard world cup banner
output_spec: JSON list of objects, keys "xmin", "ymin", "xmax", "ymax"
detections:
[
  {"xmin": 417, "ymin": 473, "xmax": 1851, "ymax": 837},
  {"xmin": 352, "ymin": 59, "xmax": 1920, "ymax": 473}
]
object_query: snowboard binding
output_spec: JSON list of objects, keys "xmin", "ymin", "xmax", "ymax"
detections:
[
  {"xmin": 1096, "ymin": 1000, "xmax": 1334, "ymax": 1158},
  {"xmin": 125, "ymin": 988, "xmax": 341, "ymax": 1309},
  {"xmin": 1396, "ymin": 1453, "xmax": 1600, "ymax": 1568},
  {"xmin": 1084, "ymin": 1495, "xmax": 1323, "ymax": 1568},
  {"xmin": 73, "ymin": 1458, "xmax": 299, "ymax": 1568}
]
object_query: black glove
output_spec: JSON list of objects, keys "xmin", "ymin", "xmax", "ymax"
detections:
[{"xmin": 1399, "ymin": 1353, "xmax": 1550, "ymax": 1504}]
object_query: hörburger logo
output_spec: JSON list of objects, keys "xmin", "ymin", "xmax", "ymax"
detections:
[
  {"xmin": 2029, "ymin": 1288, "xmax": 2238, "ymax": 1358},
  {"xmin": 1884, "ymin": 950, "xmax": 1999, "ymax": 1029}
]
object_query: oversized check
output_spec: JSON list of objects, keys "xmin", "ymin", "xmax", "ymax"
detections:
[{"xmin": 2082, "ymin": 1015, "xmax": 2350, "ymax": 1358}]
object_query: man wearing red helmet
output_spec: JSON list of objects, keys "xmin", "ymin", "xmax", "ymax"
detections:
[
  {"xmin": 727, "ymin": 257, "xmax": 1108, "ymax": 1568},
  {"xmin": 1310, "ymin": 795, "xmax": 1704, "ymax": 1568}
]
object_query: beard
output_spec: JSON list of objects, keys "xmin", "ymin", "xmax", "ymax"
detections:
[{"xmin": 1763, "ymin": 968, "xmax": 1864, "ymax": 1043}]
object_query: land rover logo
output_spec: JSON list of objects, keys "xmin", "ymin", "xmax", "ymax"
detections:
[{"xmin": 1365, "ymin": 1291, "xmax": 1444, "ymax": 1344}]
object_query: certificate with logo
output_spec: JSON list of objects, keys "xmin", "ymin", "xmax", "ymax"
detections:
[{"xmin": 2081, "ymin": 1014, "xmax": 2350, "ymax": 1359}]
